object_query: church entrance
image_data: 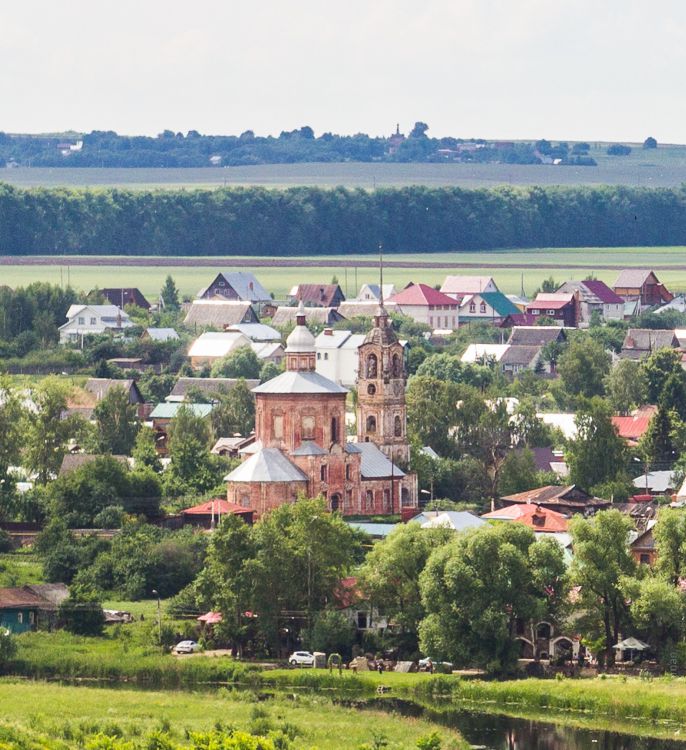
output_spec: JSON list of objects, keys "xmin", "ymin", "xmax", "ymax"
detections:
[{"xmin": 330, "ymin": 494, "xmax": 341, "ymax": 512}]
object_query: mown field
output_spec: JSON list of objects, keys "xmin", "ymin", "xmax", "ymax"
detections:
[
  {"xmin": 3, "ymin": 247, "xmax": 686, "ymax": 299},
  {"xmin": 3, "ymin": 143, "xmax": 686, "ymax": 189},
  {"xmin": 0, "ymin": 679, "xmax": 465, "ymax": 749}
]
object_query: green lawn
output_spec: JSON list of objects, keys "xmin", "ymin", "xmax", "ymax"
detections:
[
  {"xmin": 0, "ymin": 552, "xmax": 44, "ymax": 587},
  {"xmin": 0, "ymin": 679, "xmax": 466, "ymax": 749},
  {"xmin": 3, "ymin": 247, "xmax": 686, "ymax": 300}
]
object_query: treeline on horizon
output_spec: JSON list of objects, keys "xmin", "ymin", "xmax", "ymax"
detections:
[{"xmin": 1, "ymin": 183, "xmax": 685, "ymax": 256}]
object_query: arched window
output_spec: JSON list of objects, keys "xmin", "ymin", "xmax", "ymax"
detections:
[
  {"xmin": 392, "ymin": 353, "xmax": 402, "ymax": 378},
  {"xmin": 366, "ymin": 353, "xmax": 378, "ymax": 378},
  {"xmin": 331, "ymin": 416, "xmax": 339, "ymax": 444},
  {"xmin": 394, "ymin": 415, "xmax": 402, "ymax": 437},
  {"xmin": 383, "ymin": 489, "xmax": 391, "ymax": 512},
  {"xmin": 401, "ymin": 487, "xmax": 410, "ymax": 507},
  {"xmin": 331, "ymin": 494, "xmax": 340, "ymax": 512},
  {"xmin": 367, "ymin": 383, "xmax": 376, "ymax": 395},
  {"xmin": 366, "ymin": 490, "xmax": 374, "ymax": 510},
  {"xmin": 366, "ymin": 415, "xmax": 377, "ymax": 433}
]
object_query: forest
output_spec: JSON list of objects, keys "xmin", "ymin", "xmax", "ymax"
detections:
[{"xmin": 1, "ymin": 183, "xmax": 686, "ymax": 256}]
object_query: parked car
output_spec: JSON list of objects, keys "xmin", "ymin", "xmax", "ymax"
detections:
[
  {"xmin": 174, "ymin": 640, "xmax": 199, "ymax": 654},
  {"xmin": 288, "ymin": 650, "xmax": 315, "ymax": 666},
  {"xmin": 418, "ymin": 656, "xmax": 453, "ymax": 673}
]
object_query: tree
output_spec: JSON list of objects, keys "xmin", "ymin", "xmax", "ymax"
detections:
[
  {"xmin": 643, "ymin": 348, "xmax": 683, "ymax": 402},
  {"xmin": 639, "ymin": 405, "xmax": 677, "ymax": 467},
  {"xmin": 59, "ymin": 585, "xmax": 105, "ymax": 636},
  {"xmin": 624, "ymin": 576, "xmax": 685, "ymax": 656},
  {"xmin": 259, "ymin": 361, "xmax": 281, "ymax": 383},
  {"xmin": 0, "ymin": 630, "xmax": 17, "ymax": 667},
  {"xmin": 653, "ymin": 507, "xmax": 686, "ymax": 584},
  {"xmin": 406, "ymin": 376, "xmax": 463, "ymax": 458},
  {"xmin": 498, "ymin": 449, "xmax": 539, "ymax": 496},
  {"xmin": 165, "ymin": 405, "xmax": 217, "ymax": 493},
  {"xmin": 605, "ymin": 359, "xmax": 648, "ymax": 415},
  {"xmin": 409, "ymin": 122, "xmax": 429, "ymax": 138},
  {"xmin": 419, "ymin": 523, "xmax": 566, "ymax": 673},
  {"xmin": 211, "ymin": 379, "xmax": 255, "ymax": 438},
  {"xmin": 25, "ymin": 377, "xmax": 76, "ymax": 484},
  {"xmin": 359, "ymin": 523, "xmax": 452, "ymax": 653},
  {"xmin": 475, "ymin": 401, "xmax": 512, "ymax": 498},
  {"xmin": 643, "ymin": 137, "xmax": 658, "ymax": 149},
  {"xmin": 211, "ymin": 346, "xmax": 262, "ymax": 379},
  {"xmin": 566, "ymin": 397, "xmax": 627, "ymax": 490},
  {"xmin": 557, "ymin": 336, "xmax": 610, "ymax": 399},
  {"xmin": 309, "ymin": 609, "xmax": 356, "ymax": 657},
  {"xmin": 160, "ymin": 275, "xmax": 180, "ymax": 309},
  {"xmin": 92, "ymin": 386, "xmax": 139, "ymax": 455},
  {"xmin": 132, "ymin": 425, "xmax": 162, "ymax": 472},
  {"xmin": 659, "ymin": 370, "xmax": 686, "ymax": 421},
  {"xmin": 569, "ymin": 510, "xmax": 636, "ymax": 664},
  {"xmin": 415, "ymin": 353, "xmax": 467, "ymax": 383},
  {"xmin": 0, "ymin": 378, "xmax": 24, "ymax": 514}
]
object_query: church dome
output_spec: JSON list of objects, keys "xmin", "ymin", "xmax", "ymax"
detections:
[
  {"xmin": 363, "ymin": 306, "xmax": 399, "ymax": 346},
  {"xmin": 285, "ymin": 301, "xmax": 316, "ymax": 353}
]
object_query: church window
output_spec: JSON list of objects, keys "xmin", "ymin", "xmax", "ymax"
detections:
[
  {"xmin": 383, "ymin": 489, "xmax": 391, "ymax": 512},
  {"xmin": 345, "ymin": 489, "xmax": 353, "ymax": 510},
  {"xmin": 345, "ymin": 463, "xmax": 352, "ymax": 480},
  {"xmin": 366, "ymin": 490, "xmax": 374, "ymax": 510},
  {"xmin": 273, "ymin": 415, "xmax": 284, "ymax": 439},
  {"xmin": 331, "ymin": 494, "xmax": 340, "ymax": 511},
  {"xmin": 366, "ymin": 353, "xmax": 378, "ymax": 378},
  {"xmin": 394, "ymin": 415, "xmax": 402, "ymax": 437},
  {"xmin": 392, "ymin": 353, "xmax": 402, "ymax": 378},
  {"xmin": 401, "ymin": 487, "xmax": 410, "ymax": 507},
  {"xmin": 324, "ymin": 352, "xmax": 328, "ymax": 360},
  {"xmin": 302, "ymin": 415, "xmax": 315, "ymax": 439},
  {"xmin": 366, "ymin": 415, "xmax": 377, "ymax": 433},
  {"xmin": 367, "ymin": 383, "xmax": 376, "ymax": 395},
  {"xmin": 320, "ymin": 464, "xmax": 327, "ymax": 481},
  {"xmin": 331, "ymin": 416, "xmax": 339, "ymax": 443}
]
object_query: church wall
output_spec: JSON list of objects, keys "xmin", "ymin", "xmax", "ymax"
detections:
[{"xmin": 227, "ymin": 479, "xmax": 308, "ymax": 518}]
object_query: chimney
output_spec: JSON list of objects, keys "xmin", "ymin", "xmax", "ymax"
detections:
[{"xmin": 324, "ymin": 328, "xmax": 333, "ymax": 336}]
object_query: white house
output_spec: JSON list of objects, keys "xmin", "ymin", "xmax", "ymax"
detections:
[
  {"xmin": 356, "ymin": 283, "xmax": 396, "ymax": 302},
  {"xmin": 389, "ymin": 283, "xmax": 459, "ymax": 331},
  {"xmin": 59, "ymin": 305, "xmax": 133, "ymax": 344},
  {"xmin": 315, "ymin": 329, "xmax": 367, "ymax": 387},
  {"xmin": 188, "ymin": 331, "xmax": 252, "ymax": 369},
  {"xmin": 440, "ymin": 275, "xmax": 499, "ymax": 301}
]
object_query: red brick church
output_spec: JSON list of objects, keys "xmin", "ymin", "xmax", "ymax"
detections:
[{"xmin": 224, "ymin": 301, "xmax": 418, "ymax": 517}]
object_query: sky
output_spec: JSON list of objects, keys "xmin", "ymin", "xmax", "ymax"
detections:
[{"xmin": 3, "ymin": 0, "xmax": 685, "ymax": 143}]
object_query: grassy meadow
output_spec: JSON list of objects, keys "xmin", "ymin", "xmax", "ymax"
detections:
[
  {"xmin": 0, "ymin": 679, "xmax": 466, "ymax": 749},
  {"xmin": 3, "ymin": 247, "xmax": 686, "ymax": 300},
  {"xmin": 3, "ymin": 143, "xmax": 686, "ymax": 189}
]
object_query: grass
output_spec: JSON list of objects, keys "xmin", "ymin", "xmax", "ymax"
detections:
[
  {"xmin": 3, "ymin": 247, "xmax": 686, "ymax": 300},
  {"xmin": 0, "ymin": 552, "xmax": 44, "ymax": 588},
  {"xmin": 0, "ymin": 679, "xmax": 467, "ymax": 749},
  {"xmin": 3, "ymin": 143, "xmax": 686, "ymax": 189}
]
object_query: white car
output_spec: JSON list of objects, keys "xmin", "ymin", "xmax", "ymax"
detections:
[
  {"xmin": 288, "ymin": 650, "xmax": 315, "ymax": 666},
  {"xmin": 174, "ymin": 640, "xmax": 199, "ymax": 654}
]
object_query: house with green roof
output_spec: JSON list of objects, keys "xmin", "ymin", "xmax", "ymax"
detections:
[{"xmin": 457, "ymin": 291, "xmax": 521, "ymax": 324}]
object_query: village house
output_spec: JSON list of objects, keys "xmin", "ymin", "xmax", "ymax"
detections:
[
  {"xmin": 456, "ymin": 291, "xmax": 521, "ymax": 326},
  {"xmin": 612, "ymin": 405, "xmax": 657, "ymax": 445},
  {"xmin": 461, "ymin": 344, "xmax": 510, "ymax": 365},
  {"xmin": 632, "ymin": 470, "xmax": 676, "ymax": 497},
  {"xmin": 440, "ymin": 275, "xmax": 499, "ymax": 301},
  {"xmin": 166, "ymin": 377, "xmax": 261, "ymax": 403},
  {"xmin": 224, "ymin": 302, "xmax": 417, "ymax": 518},
  {"xmin": 270, "ymin": 306, "xmax": 345, "ymax": 328},
  {"xmin": 187, "ymin": 332, "xmax": 253, "ymax": 369},
  {"xmin": 630, "ymin": 524, "xmax": 657, "ymax": 566},
  {"xmin": 289, "ymin": 283, "xmax": 346, "ymax": 308},
  {"xmin": 613, "ymin": 269, "xmax": 673, "ymax": 309},
  {"xmin": 211, "ymin": 435, "xmax": 257, "ymax": 458},
  {"xmin": 59, "ymin": 304, "xmax": 134, "ymax": 344},
  {"xmin": 355, "ymin": 283, "xmax": 396, "ymax": 302},
  {"xmin": 482, "ymin": 503, "xmax": 570, "ymax": 535},
  {"xmin": 150, "ymin": 402, "xmax": 214, "ymax": 455},
  {"xmin": 0, "ymin": 584, "xmax": 69, "ymax": 634},
  {"xmin": 526, "ymin": 292, "xmax": 579, "ymax": 328},
  {"xmin": 142, "ymin": 327, "xmax": 180, "ymax": 342},
  {"xmin": 101, "ymin": 288, "xmax": 150, "ymax": 310},
  {"xmin": 507, "ymin": 326, "xmax": 567, "ymax": 347},
  {"xmin": 389, "ymin": 283, "xmax": 459, "ymax": 331},
  {"xmin": 499, "ymin": 485, "xmax": 608, "ymax": 516},
  {"xmin": 197, "ymin": 271, "xmax": 271, "ymax": 304},
  {"xmin": 337, "ymin": 299, "xmax": 399, "ymax": 320},
  {"xmin": 63, "ymin": 378, "xmax": 147, "ymax": 421},
  {"xmin": 619, "ymin": 328, "xmax": 680, "ymax": 360},
  {"xmin": 184, "ymin": 300, "xmax": 259, "ymax": 329},
  {"xmin": 314, "ymin": 329, "xmax": 367, "ymax": 387},
  {"xmin": 556, "ymin": 280, "xmax": 624, "ymax": 325},
  {"xmin": 500, "ymin": 345, "xmax": 545, "ymax": 376},
  {"xmin": 59, "ymin": 453, "xmax": 129, "ymax": 477}
]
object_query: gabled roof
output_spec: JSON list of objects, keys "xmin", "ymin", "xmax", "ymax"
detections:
[
  {"xmin": 187, "ymin": 332, "xmax": 252, "ymax": 359},
  {"xmin": 271, "ymin": 307, "xmax": 344, "ymax": 327},
  {"xmin": 500, "ymin": 484, "xmax": 606, "ymax": 508},
  {"xmin": 632, "ymin": 470, "xmax": 675, "ymax": 493},
  {"xmin": 0, "ymin": 586, "xmax": 51, "ymax": 609},
  {"xmin": 612, "ymin": 405, "xmax": 657, "ymax": 442},
  {"xmin": 507, "ymin": 326, "xmax": 566, "ymax": 346},
  {"xmin": 440, "ymin": 275, "xmax": 497, "ymax": 295},
  {"xmin": 225, "ymin": 323, "xmax": 281, "ymax": 342},
  {"xmin": 184, "ymin": 300, "xmax": 257, "ymax": 328},
  {"xmin": 631, "ymin": 527, "xmax": 656, "ymax": 551},
  {"xmin": 412, "ymin": 510, "xmax": 486, "ymax": 531},
  {"xmin": 149, "ymin": 402, "xmax": 213, "ymax": 419},
  {"xmin": 291, "ymin": 441, "xmax": 328, "ymax": 456},
  {"xmin": 461, "ymin": 344, "xmax": 510, "ymax": 363},
  {"xmin": 499, "ymin": 345, "xmax": 541, "ymax": 366},
  {"xmin": 613, "ymin": 269, "xmax": 655, "ymax": 288},
  {"xmin": 621, "ymin": 328, "xmax": 679, "ymax": 352},
  {"xmin": 224, "ymin": 448, "xmax": 309, "ymax": 483},
  {"xmin": 181, "ymin": 499, "xmax": 253, "ymax": 516},
  {"xmin": 477, "ymin": 292, "xmax": 521, "ymax": 317},
  {"xmin": 59, "ymin": 453, "xmax": 129, "ymax": 476},
  {"xmin": 65, "ymin": 304, "xmax": 130, "ymax": 321},
  {"xmin": 290, "ymin": 284, "xmax": 345, "ymax": 307},
  {"xmin": 337, "ymin": 300, "xmax": 399, "ymax": 319},
  {"xmin": 356, "ymin": 442, "xmax": 405, "ymax": 479},
  {"xmin": 482, "ymin": 504, "xmax": 569, "ymax": 533},
  {"xmin": 145, "ymin": 328, "xmax": 180, "ymax": 342},
  {"xmin": 390, "ymin": 283, "xmax": 457, "ymax": 307},
  {"xmin": 527, "ymin": 293, "xmax": 575, "ymax": 310},
  {"xmin": 214, "ymin": 272, "xmax": 271, "ymax": 302},
  {"xmin": 85, "ymin": 378, "xmax": 143, "ymax": 403},
  {"xmin": 102, "ymin": 288, "xmax": 150, "ymax": 309},
  {"xmin": 168, "ymin": 377, "xmax": 260, "ymax": 401},
  {"xmin": 581, "ymin": 280, "xmax": 625, "ymax": 305},
  {"xmin": 252, "ymin": 370, "xmax": 347, "ymax": 395}
]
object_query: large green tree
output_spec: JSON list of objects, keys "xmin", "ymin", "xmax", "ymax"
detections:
[
  {"xmin": 557, "ymin": 336, "xmax": 610, "ymax": 399},
  {"xmin": 92, "ymin": 385, "xmax": 139, "ymax": 455},
  {"xmin": 0, "ymin": 378, "xmax": 24, "ymax": 515},
  {"xmin": 210, "ymin": 347, "xmax": 262, "ymax": 379},
  {"xmin": 605, "ymin": 359, "xmax": 648, "ymax": 415},
  {"xmin": 211, "ymin": 379, "xmax": 255, "ymax": 438}
]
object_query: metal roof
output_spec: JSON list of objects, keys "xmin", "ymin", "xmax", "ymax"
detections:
[
  {"xmin": 440, "ymin": 275, "xmax": 497, "ymax": 295},
  {"xmin": 215, "ymin": 272, "xmax": 271, "ymax": 302},
  {"xmin": 184, "ymin": 300, "xmax": 257, "ymax": 328},
  {"xmin": 224, "ymin": 448, "xmax": 308, "ymax": 483},
  {"xmin": 150, "ymin": 402, "xmax": 213, "ymax": 419},
  {"xmin": 461, "ymin": 344, "xmax": 510, "ymax": 363},
  {"xmin": 227, "ymin": 323, "xmax": 281, "ymax": 341},
  {"xmin": 412, "ymin": 511, "xmax": 486, "ymax": 531},
  {"xmin": 291, "ymin": 441, "xmax": 328, "ymax": 456},
  {"xmin": 168, "ymin": 377, "xmax": 260, "ymax": 401},
  {"xmin": 187, "ymin": 332, "xmax": 251, "ymax": 358},
  {"xmin": 356, "ymin": 442, "xmax": 405, "ymax": 479},
  {"xmin": 613, "ymin": 269, "xmax": 654, "ymax": 288},
  {"xmin": 145, "ymin": 328, "xmax": 180, "ymax": 341},
  {"xmin": 252, "ymin": 370, "xmax": 348, "ymax": 395},
  {"xmin": 346, "ymin": 521, "xmax": 398, "ymax": 538}
]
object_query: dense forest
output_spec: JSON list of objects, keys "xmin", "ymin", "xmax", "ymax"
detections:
[
  {"xmin": 0, "ymin": 183, "xmax": 685, "ymax": 256},
  {"xmin": 0, "ymin": 127, "xmax": 601, "ymax": 167}
]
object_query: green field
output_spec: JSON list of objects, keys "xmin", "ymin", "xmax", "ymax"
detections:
[
  {"xmin": 3, "ymin": 247, "xmax": 686, "ymax": 300},
  {"xmin": 0, "ymin": 679, "xmax": 465, "ymax": 749},
  {"xmin": 3, "ymin": 143, "xmax": 686, "ymax": 189}
]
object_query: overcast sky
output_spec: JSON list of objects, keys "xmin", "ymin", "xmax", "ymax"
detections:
[{"xmin": 3, "ymin": 0, "xmax": 684, "ymax": 143}]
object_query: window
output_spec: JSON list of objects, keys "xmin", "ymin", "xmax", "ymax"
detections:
[
  {"xmin": 324, "ymin": 352, "xmax": 328, "ymax": 360},
  {"xmin": 331, "ymin": 416, "xmax": 339, "ymax": 444},
  {"xmin": 345, "ymin": 463, "xmax": 352, "ymax": 480},
  {"xmin": 78, "ymin": 317, "xmax": 85, "ymax": 325},
  {"xmin": 357, "ymin": 611, "xmax": 368, "ymax": 629},
  {"xmin": 640, "ymin": 553, "xmax": 651, "ymax": 565},
  {"xmin": 367, "ymin": 383, "xmax": 376, "ymax": 395},
  {"xmin": 547, "ymin": 309, "xmax": 555, "ymax": 316},
  {"xmin": 302, "ymin": 415, "xmax": 315, "ymax": 439},
  {"xmin": 320, "ymin": 464, "xmax": 328, "ymax": 481},
  {"xmin": 273, "ymin": 415, "xmax": 284, "ymax": 439},
  {"xmin": 480, "ymin": 302, "xmax": 486, "ymax": 314},
  {"xmin": 366, "ymin": 353, "xmax": 378, "ymax": 378},
  {"xmin": 366, "ymin": 490, "xmax": 374, "ymax": 510},
  {"xmin": 29, "ymin": 611, "xmax": 35, "ymax": 625},
  {"xmin": 17, "ymin": 612, "xmax": 23, "ymax": 624},
  {"xmin": 392, "ymin": 353, "xmax": 401, "ymax": 378},
  {"xmin": 345, "ymin": 489, "xmax": 353, "ymax": 510},
  {"xmin": 531, "ymin": 309, "xmax": 540, "ymax": 315},
  {"xmin": 469, "ymin": 302, "xmax": 476, "ymax": 313},
  {"xmin": 330, "ymin": 493, "xmax": 340, "ymax": 511},
  {"xmin": 383, "ymin": 489, "xmax": 391, "ymax": 511},
  {"xmin": 429, "ymin": 317, "xmax": 433, "ymax": 327},
  {"xmin": 317, "ymin": 353, "xmax": 321, "ymax": 360},
  {"xmin": 401, "ymin": 487, "xmax": 410, "ymax": 507},
  {"xmin": 366, "ymin": 415, "xmax": 377, "ymax": 433},
  {"xmin": 90, "ymin": 317, "xmax": 96, "ymax": 325},
  {"xmin": 394, "ymin": 415, "xmax": 402, "ymax": 437}
]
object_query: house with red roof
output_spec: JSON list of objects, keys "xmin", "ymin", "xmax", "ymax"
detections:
[
  {"xmin": 612, "ymin": 405, "xmax": 657, "ymax": 446},
  {"xmin": 482, "ymin": 504, "xmax": 569, "ymax": 533},
  {"xmin": 526, "ymin": 292, "xmax": 580, "ymax": 328},
  {"xmin": 556, "ymin": 280, "xmax": 624, "ymax": 325},
  {"xmin": 181, "ymin": 498, "xmax": 255, "ymax": 528},
  {"xmin": 389, "ymin": 283, "xmax": 459, "ymax": 331}
]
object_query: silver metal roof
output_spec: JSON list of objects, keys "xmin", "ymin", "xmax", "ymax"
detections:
[
  {"xmin": 291, "ymin": 441, "xmax": 327, "ymax": 456},
  {"xmin": 227, "ymin": 323, "xmax": 282, "ymax": 342},
  {"xmin": 146, "ymin": 328, "xmax": 180, "ymax": 341},
  {"xmin": 217, "ymin": 272, "xmax": 272, "ymax": 302},
  {"xmin": 224, "ymin": 448, "xmax": 308, "ymax": 483},
  {"xmin": 187, "ymin": 331, "xmax": 251, "ymax": 358},
  {"xmin": 356, "ymin": 442, "xmax": 405, "ymax": 479},
  {"xmin": 252, "ymin": 370, "xmax": 348, "ymax": 395}
]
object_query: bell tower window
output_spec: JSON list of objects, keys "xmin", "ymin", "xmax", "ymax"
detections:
[
  {"xmin": 366, "ymin": 353, "xmax": 378, "ymax": 378},
  {"xmin": 394, "ymin": 415, "xmax": 402, "ymax": 437},
  {"xmin": 367, "ymin": 383, "xmax": 376, "ymax": 395},
  {"xmin": 392, "ymin": 353, "xmax": 402, "ymax": 378},
  {"xmin": 366, "ymin": 415, "xmax": 377, "ymax": 433},
  {"xmin": 331, "ymin": 416, "xmax": 339, "ymax": 444}
]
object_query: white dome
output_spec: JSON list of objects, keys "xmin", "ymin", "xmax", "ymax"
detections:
[{"xmin": 285, "ymin": 302, "xmax": 315, "ymax": 353}]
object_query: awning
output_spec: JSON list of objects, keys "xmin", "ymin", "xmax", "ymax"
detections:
[{"xmin": 613, "ymin": 637, "xmax": 650, "ymax": 650}]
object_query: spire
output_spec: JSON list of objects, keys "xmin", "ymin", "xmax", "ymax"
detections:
[{"xmin": 375, "ymin": 241, "xmax": 388, "ymax": 321}]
